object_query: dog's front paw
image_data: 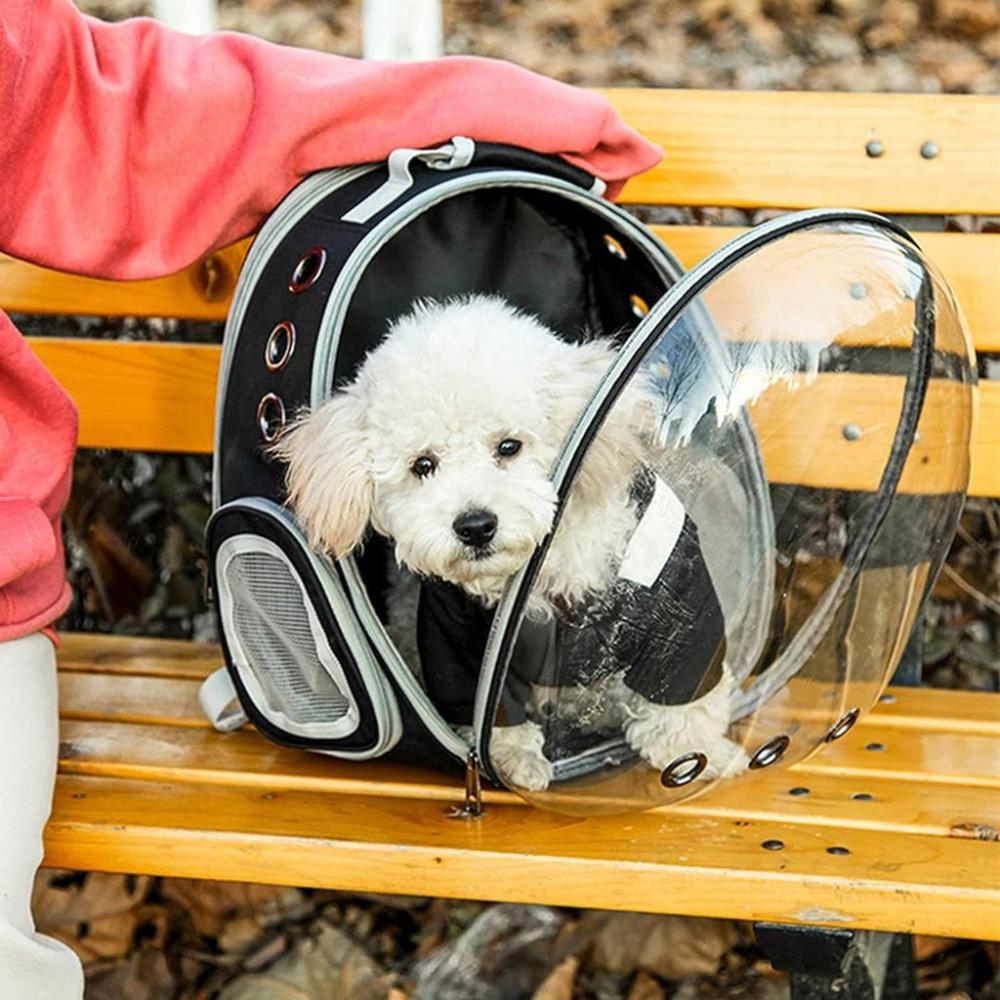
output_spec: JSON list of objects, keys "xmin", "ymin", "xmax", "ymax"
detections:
[
  {"xmin": 490, "ymin": 721, "xmax": 554, "ymax": 791},
  {"xmin": 624, "ymin": 673, "xmax": 749, "ymax": 781}
]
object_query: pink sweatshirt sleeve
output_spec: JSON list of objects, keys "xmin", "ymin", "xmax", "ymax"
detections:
[
  {"xmin": 0, "ymin": 0, "xmax": 660, "ymax": 642},
  {"xmin": 0, "ymin": 0, "xmax": 661, "ymax": 280}
]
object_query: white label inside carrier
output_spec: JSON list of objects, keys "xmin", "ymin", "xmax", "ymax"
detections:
[{"xmin": 617, "ymin": 477, "xmax": 686, "ymax": 588}]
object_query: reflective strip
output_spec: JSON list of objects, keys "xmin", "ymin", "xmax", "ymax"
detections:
[{"xmin": 617, "ymin": 476, "xmax": 686, "ymax": 588}]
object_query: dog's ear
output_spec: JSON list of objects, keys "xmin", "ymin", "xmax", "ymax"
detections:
[
  {"xmin": 545, "ymin": 338, "xmax": 650, "ymax": 504},
  {"xmin": 271, "ymin": 389, "xmax": 373, "ymax": 558}
]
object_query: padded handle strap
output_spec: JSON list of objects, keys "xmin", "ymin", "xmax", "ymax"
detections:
[
  {"xmin": 199, "ymin": 665, "xmax": 249, "ymax": 733},
  {"xmin": 342, "ymin": 136, "xmax": 476, "ymax": 224}
]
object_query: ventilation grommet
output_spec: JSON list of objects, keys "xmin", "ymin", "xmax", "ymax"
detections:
[
  {"xmin": 630, "ymin": 294, "xmax": 650, "ymax": 318},
  {"xmin": 257, "ymin": 393, "xmax": 286, "ymax": 443},
  {"xmin": 289, "ymin": 248, "xmax": 327, "ymax": 293},
  {"xmin": 603, "ymin": 234, "xmax": 627, "ymax": 260},
  {"xmin": 825, "ymin": 707, "xmax": 860, "ymax": 742},
  {"xmin": 748, "ymin": 734, "xmax": 790, "ymax": 770},
  {"xmin": 660, "ymin": 751, "xmax": 708, "ymax": 787},
  {"xmin": 264, "ymin": 322, "xmax": 297, "ymax": 372}
]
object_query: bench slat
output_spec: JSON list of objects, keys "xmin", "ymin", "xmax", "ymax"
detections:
[
  {"xmin": 45, "ymin": 774, "xmax": 1000, "ymax": 939},
  {"xmin": 29, "ymin": 338, "xmax": 998, "ymax": 496},
  {"xmin": 6, "ymin": 232, "xmax": 998, "ymax": 355},
  {"xmin": 56, "ymin": 709, "xmax": 1000, "ymax": 797},
  {"xmin": 605, "ymin": 90, "xmax": 1000, "ymax": 214},
  {"xmin": 57, "ymin": 634, "xmax": 220, "ymax": 680},
  {"xmin": 54, "ymin": 713, "xmax": 1000, "ymax": 830},
  {"xmin": 56, "ymin": 655, "xmax": 1000, "ymax": 738}
]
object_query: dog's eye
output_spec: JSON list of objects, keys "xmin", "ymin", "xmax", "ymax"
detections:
[
  {"xmin": 411, "ymin": 455, "xmax": 437, "ymax": 478},
  {"xmin": 496, "ymin": 438, "xmax": 522, "ymax": 459}
]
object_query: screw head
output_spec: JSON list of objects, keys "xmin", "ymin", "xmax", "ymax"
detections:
[
  {"xmin": 789, "ymin": 786, "xmax": 811, "ymax": 797},
  {"xmin": 827, "ymin": 846, "xmax": 851, "ymax": 855},
  {"xmin": 850, "ymin": 282, "xmax": 868, "ymax": 300},
  {"xmin": 842, "ymin": 423, "xmax": 863, "ymax": 442},
  {"xmin": 920, "ymin": 141, "xmax": 940, "ymax": 160},
  {"xmin": 865, "ymin": 139, "xmax": 884, "ymax": 158},
  {"xmin": 762, "ymin": 839, "xmax": 785, "ymax": 851}
]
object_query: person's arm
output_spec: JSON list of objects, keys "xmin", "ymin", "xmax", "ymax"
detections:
[{"xmin": 0, "ymin": 0, "xmax": 660, "ymax": 280}]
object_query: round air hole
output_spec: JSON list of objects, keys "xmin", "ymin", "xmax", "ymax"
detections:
[
  {"xmin": 289, "ymin": 247, "xmax": 327, "ymax": 293},
  {"xmin": 865, "ymin": 742, "xmax": 886, "ymax": 752},
  {"xmin": 257, "ymin": 393, "xmax": 286, "ymax": 443},
  {"xmin": 629, "ymin": 294, "xmax": 650, "ymax": 318},
  {"xmin": 603, "ymin": 234, "xmax": 627, "ymax": 260},
  {"xmin": 827, "ymin": 846, "xmax": 851, "ymax": 856},
  {"xmin": 852, "ymin": 793, "xmax": 874, "ymax": 802},
  {"xmin": 825, "ymin": 707, "xmax": 860, "ymax": 742},
  {"xmin": 749, "ymin": 734, "xmax": 790, "ymax": 770},
  {"xmin": 789, "ymin": 786, "xmax": 810, "ymax": 797},
  {"xmin": 762, "ymin": 839, "xmax": 785, "ymax": 851},
  {"xmin": 660, "ymin": 751, "xmax": 708, "ymax": 788},
  {"xmin": 264, "ymin": 322, "xmax": 296, "ymax": 372}
]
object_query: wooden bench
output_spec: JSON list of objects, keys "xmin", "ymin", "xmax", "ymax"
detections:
[{"xmin": 7, "ymin": 88, "xmax": 1000, "ymax": 993}]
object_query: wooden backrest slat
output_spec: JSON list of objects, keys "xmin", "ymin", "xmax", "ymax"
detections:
[
  {"xmin": 605, "ymin": 90, "xmax": 1000, "ymax": 213},
  {"xmin": 5, "ymin": 231, "xmax": 998, "ymax": 349},
  {"xmin": 8, "ymin": 89, "xmax": 999, "ymax": 497},
  {"xmin": 0, "ymin": 241, "xmax": 248, "ymax": 322},
  {"xmin": 28, "ymin": 337, "xmax": 998, "ymax": 498}
]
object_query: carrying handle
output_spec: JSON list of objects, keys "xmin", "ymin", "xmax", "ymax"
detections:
[
  {"xmin": 342, "ymin": 137, "xmax": 476, "ymax": 224},
  {"xmin": 342, "ymin": 137, "xmax": 606, "ymax": 226}
]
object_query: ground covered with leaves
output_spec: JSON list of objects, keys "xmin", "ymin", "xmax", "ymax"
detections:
[{"xmin": 32, "ymin": 1, "xmax": 1000, "ymax": 997}]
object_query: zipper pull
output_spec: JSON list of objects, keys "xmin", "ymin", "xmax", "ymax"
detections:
[{"xmin": 446, "ymin": 749, "xmax": 485, "ymax": 820}]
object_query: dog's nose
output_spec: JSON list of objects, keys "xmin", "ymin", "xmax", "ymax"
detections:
[{"xmin": 453, "ymin": 509, "xmax": 498, "ymax": 548}]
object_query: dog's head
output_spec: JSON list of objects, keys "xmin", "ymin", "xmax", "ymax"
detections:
[{"xmin": 273, "ymin": 296, "xmax": 646, "ymax": 602}]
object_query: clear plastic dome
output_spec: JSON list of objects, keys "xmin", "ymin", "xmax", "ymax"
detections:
[{"xmin": 476, "ymin": 212, "xmax": 976, "ymax": 814}]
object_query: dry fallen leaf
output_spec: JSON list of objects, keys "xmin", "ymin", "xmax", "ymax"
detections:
[
  {"xmin": 84, "ymin": 948, "xmax": 176, "ymax": 1000},
  {"xmin": 587, "ymin": 913, "xmax": 737, "ymax": 980},
  {"xmin": 915, "ymin": 935, "xmax": 960, "ymax": 960},
  {"xmin": 32, "ymin": 871, "xmax": 151, "ymax": 967},
  {"xmin": 161, "ymin": 878, "xmax": 307, "ymax": 940},
  {"xmin": 627, "ymin": 971, "xmax": 668, "ymax": 1000},
  {"xmin": 531, "ymin": 955, "xmax": 580, "ymax": 1000},
  {"xmin": 218, "ymin": 920, "xmax": 394, "ymax": 1000}
]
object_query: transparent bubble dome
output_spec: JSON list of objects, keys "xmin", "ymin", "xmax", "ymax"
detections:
[{"xmin": 476, "ymin": 212, "xmax": 976, "ymax": 814}]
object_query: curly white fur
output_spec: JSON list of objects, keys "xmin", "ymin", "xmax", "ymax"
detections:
[{"xmin": 275, "ymin": 296, "xmax": 742, "ymax": 790}]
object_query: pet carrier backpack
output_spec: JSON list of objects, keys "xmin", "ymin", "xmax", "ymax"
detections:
[{"xmin": 199, "ymin": 138, "xmax": 975, "ymax": 814}]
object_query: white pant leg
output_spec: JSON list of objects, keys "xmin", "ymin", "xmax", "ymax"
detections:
[{"xmin": 0, "ymin": 633, "xmax": 84, "ymax": 1000}]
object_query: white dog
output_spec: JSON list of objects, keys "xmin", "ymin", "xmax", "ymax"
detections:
[{"xmin": 274, "ymin": 296, "xmax": 745, "ymax": 790}]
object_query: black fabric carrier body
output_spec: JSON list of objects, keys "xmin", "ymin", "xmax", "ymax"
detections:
[{"xmin": 200, "ymin": 136, "xmax": 959, "ymax": 810}]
